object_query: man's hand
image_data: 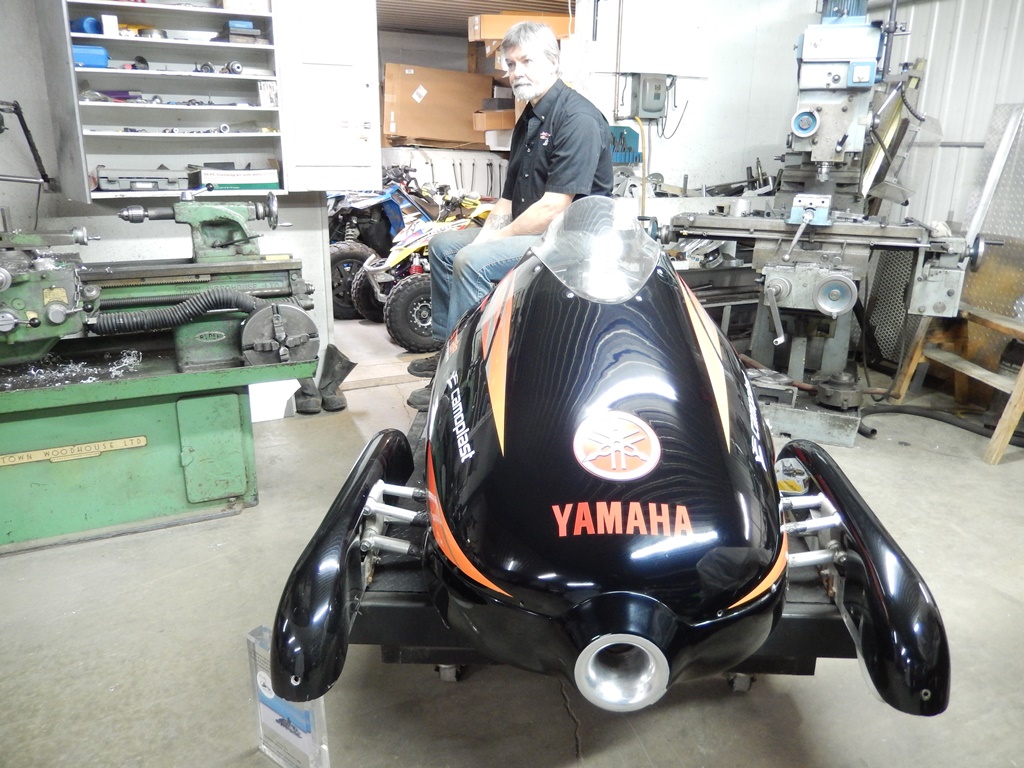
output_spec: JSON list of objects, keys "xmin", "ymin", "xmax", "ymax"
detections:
[
  {"xmin": 503, "ymin": 192, "xmax": 573, "ymax": 236},
  {"xmin": 480, "ymin": 192, "xmax": 573, "ymax": 243}
]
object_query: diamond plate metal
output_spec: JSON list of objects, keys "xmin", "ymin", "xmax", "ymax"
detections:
[
  {"xmin": 963, "ymin": 104, "xmax": 1024, "ymax": 367},
  {"xmin": 866, "ymin": 250, "xmax": 918, "ymax": 366}
]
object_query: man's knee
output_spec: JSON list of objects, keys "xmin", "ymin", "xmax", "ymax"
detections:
[
  {"xmin": 451, "ymin": 245, "xmax": 487, "ymax": 281},
  {"xmin": 430, "ymin": 228, "xmax": 477, "ymax": 262}
]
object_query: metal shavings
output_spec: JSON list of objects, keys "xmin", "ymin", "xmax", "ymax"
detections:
[
  {"xmin": 0, "ymin": 349, "xmax": 144, "ymax": 390},
  {"xmin": 108, "ymin": 350, "xmax": 143, "ymax": 378}
]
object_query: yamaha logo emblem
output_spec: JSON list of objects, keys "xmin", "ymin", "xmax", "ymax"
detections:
[{"xmin": 572, "ymin": 411, "xmax": 661, "ymax": 481}]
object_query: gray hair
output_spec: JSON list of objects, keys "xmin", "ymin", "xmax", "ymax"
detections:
[{"xmin": 500, "ymin": 21, "xmax": 560, "ymax": 70}]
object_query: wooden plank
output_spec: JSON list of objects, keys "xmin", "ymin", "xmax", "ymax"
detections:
[
  {"xmin": 922, "ymin": 348, "xmax": 1017, "ymax": 394},
  {"xmin": 891, "ymin": 317, "xmax": 933, "ymax": 402},
  {"xmin": 983, "ymin": 368, "xmax": 1024, "ymax": 462},
  {"xmin": 983, "ymin": 372, "xmax": 1024, "ymax": 464},
  {"xmin": 960, "ymin": 303, "xmax": 1024, "ymax": 341}
]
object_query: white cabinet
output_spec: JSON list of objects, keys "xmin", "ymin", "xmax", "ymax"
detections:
[
  {"xmin": 35, "ymin": 0, "xmax": 381, "ymax": 201},
  {"xmin": 275, "ymin": 0, "xmax": 381, "ymax": 192}
]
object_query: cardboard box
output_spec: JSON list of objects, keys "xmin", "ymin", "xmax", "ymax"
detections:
[
  {"xmin": 472, "ymin": 110, "xmax": 516, "ymax": 131},
  {"xmin": 485, "ymin": 130, "xmax": 513, "ymax": 152},
  {"xmin": 188, "ymin": 167, "xmax": 280, "ymax": 190},
  {"xmin": 221, "ymin": 0, "xmax": 270, "ymax": 12},
  {"xmin": 383, "ymin": 63, "xmax": 492, "ymax": 145},
  {"xmin": 482, "ymin": 98, "xmax": 515, "ymax": 110},
  {"xmin": 468, "ymin": 13, "xmax": 573, "ymax": 42}
]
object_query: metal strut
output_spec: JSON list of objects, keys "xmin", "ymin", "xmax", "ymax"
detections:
[{"xmin": 0, "ymin": 100, "xmax": 52, "ymax": 187}]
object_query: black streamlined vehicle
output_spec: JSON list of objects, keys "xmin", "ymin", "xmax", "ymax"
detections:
[{"xmin": 271, "ymin": 196, "xmax": 949, "ymax": 716}]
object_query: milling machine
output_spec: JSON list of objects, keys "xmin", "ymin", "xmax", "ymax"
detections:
[
  {"xmin": 0, "ymin": 189, "xmax": 320, "ymax": 548},
  {"xmin": 661, "ymin": 0, "xmax": 984, "ymax": 444}
]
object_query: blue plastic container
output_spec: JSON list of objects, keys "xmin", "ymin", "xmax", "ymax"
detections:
[
  {"xmin": 70, "ymin": 17, "xmax": 102, "ymax": 34},
  {"xmin": 72, "ymin": 45, "xmax": 109, "ymax": 68}
]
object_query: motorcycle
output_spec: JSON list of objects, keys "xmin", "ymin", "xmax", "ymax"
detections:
[
  {"xmin": 327, "ymin": 166, "xmax": 436, "ymax": 320},
  {"xmin": 271, "ymin": 196, "xmax": 949, "ymax": 717},
  {"xmin": 351, "ymin": 186, "xmax": 492, "ymax": 352}
]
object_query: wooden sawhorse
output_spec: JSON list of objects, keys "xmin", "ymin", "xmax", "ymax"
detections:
[{"xmin": 891, "ymin": 303, "xmax": 1024, "ymax": 464}]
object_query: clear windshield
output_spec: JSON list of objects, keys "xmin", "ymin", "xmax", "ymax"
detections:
[{"xmin": 529, "ymin": 196, "xmax": 661, "ymax": 303}]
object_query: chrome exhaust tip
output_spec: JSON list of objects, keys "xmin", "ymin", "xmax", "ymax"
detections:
[{"xmin": 573, "ymin": 633, "xmax": 670, "ymax": 712}]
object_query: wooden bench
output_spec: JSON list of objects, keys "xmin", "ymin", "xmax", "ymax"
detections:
[{"xmin": 891, "ymin": 303, "xmax": 1024, "ymax": 464}]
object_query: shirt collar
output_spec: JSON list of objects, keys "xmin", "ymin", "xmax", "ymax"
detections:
[{"xmin": 529, "ymin": 78, "xmax": 565, "ymax": 122}]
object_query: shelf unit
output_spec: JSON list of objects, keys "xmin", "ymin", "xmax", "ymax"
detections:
[{"xmin": 38, "ymin": 0, "xmax": 283, "ymax": 202}]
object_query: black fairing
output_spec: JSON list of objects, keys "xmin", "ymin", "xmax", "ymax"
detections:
[
  {"xmin": 425, "ymin": 250, "xmax": 784, "ymax": 677},
  {"xmin": 271, "ymin": 429, "xmax": 413, "ymax": 701},
  {"xmin": 778, "ymin": 440, "xmax": 951, "ymax": 716}
]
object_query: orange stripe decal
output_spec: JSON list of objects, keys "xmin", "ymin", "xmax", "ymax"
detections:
[
  {"xmin": 480, "ymin": 275, "xmax": 515, "ymax": 454},
  {"xmin": 426, "ymin": 447, "xmax": 512, "ymax": 598},
  {"xmin": 679, "ymin": 277, "xmax": 731, "ymax": 446},
  {"xmin": 727, "ymin": 532, "xmax": 789, "ymax": 610},
  {"xmin": 486, "ymin": 291, "xmax": 514, "ymax": 453}
]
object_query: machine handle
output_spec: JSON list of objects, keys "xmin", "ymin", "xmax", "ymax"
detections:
[
  {"xmin": 764, "ymin": 280, "xmax": 788, "ymax": 347},
  {"xmin": 784, "ymin": 208, "xmax": 814, "ymax": 260},
  {"xmin": 0, "ymin": 310, "xmax": 42, "ymax": 333}
]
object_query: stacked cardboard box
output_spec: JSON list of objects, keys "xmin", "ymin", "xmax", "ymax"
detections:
[
  {"xmin": 382, "ymin": 63, "xmax": 493, "ymax": 147},
  {"xmin": 382, "ymin": 14, "xmax": 571, "ymax": 150},
  {"xmin": 467, "ymin": 13, "xmax": 573, "ymax": 42}
]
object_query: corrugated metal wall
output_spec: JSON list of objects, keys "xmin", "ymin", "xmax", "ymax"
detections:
[{"xmin": 880, "ymin": 0, "xmax": 1024, "ymax": 224}]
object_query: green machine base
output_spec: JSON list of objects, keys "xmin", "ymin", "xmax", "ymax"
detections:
[{"xmin": 0, "ymin": 355, "xmax": 316, "ymax": 550}]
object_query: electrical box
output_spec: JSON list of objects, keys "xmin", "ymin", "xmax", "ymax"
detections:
[{"xmin": 629, "ymin": 73, "xmax": 669, "ymax": 119}]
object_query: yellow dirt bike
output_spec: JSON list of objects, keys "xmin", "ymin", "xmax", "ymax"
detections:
[{"xmin": 350, "ymin": 186, "xmax": 492, "ymax": 352}]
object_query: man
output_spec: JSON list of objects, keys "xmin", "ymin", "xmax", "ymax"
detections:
[{"xmin": 406, "ymin": 21, "xmax": 613, "ymax": 410}]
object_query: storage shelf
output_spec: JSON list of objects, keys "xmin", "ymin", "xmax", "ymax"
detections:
[
  {"xmin": 90, "ymin": 188, "xmax": 286, "ymax": 200},
  {"xmin": 68, "ymin": 0, "xmax": 272, "ymax": 20},
  {"xmin": 74, "ymin": 66, "xmax": 276, "ymax": 81},
  {"xmin": 71, "ymin": 32, "xmax": 274, "ymax": 53},
  {"xmin": 42, "ymin": 0, "xmax": 381, "ymax": 201},
  {"xmin": 79, "ymin": 101, "xmax": 278, "ymax": 112},
  {"xmin": 84, "ymin": 130, "xmax": 278, "ymax": 138}
]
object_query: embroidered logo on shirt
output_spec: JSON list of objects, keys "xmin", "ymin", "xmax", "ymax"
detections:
[{"xmin": 540, "ymin": 131, "xmax": 551, "ymax": 146}]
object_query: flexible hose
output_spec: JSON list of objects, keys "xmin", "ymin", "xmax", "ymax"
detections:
[
  {"xmin": 92, "ymin": 287, "xmax": 267, "ymax": 335},
  {"xmin": 859, "ymin": 405, "xmax": 1024, "ymax": 447}
]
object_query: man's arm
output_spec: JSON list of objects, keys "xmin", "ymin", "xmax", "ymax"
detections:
[{"xmin": 475, "ymin": 192, "xmax": 572, "ymax": 244}]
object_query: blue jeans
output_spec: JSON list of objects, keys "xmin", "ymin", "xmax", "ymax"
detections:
[{"xmin": 428, "ymin": 228, "xmax": 537, "ymax": 341}]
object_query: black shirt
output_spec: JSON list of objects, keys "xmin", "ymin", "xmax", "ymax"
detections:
[{"xmin": 502, "ymin": 79, "xmax": 613, "ymax": 219}]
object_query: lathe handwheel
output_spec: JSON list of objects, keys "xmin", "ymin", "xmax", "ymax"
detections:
[{"xmin": 265, "ymin": 192, "xmax": 279, "ymax": 230}]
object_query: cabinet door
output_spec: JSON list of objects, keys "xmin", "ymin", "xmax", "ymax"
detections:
[{"xmin": 275, "ymin": 0, "xmax": 381, "ymax": 191}]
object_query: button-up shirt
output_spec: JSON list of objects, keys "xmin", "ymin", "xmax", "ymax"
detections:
[{"xmin": 502, "ymin": 79, "xmax": 613, "ymax": 219}]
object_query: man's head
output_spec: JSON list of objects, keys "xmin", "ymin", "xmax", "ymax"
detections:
[{"xmin": 500, "ymin": 22, "xmax": 560, "ymax": 104}]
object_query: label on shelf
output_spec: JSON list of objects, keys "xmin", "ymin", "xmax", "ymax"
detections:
[
  {"xmin": 258, "ymin": 81, "xmax": 278, "ymax": 107},
  {"xmin": 189, "ymin": 167, "xmax": 280, "ymax": 190}
]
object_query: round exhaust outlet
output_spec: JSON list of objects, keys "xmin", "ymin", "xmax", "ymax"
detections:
[{"xmin": 573, "ymin": 633, "xmax": 670, "ymax": 712}]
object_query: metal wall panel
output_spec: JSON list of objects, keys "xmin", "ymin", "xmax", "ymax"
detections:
[
  {"xmin": 881, "ymin": 0, "xmax": 1024, "ymax": 224},
  {"xmin": 566, "ymin": 0, "xmax": 1024, "ymax": 229}
]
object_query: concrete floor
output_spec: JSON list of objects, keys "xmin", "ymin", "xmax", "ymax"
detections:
[{"xmin": 2, "ymin": 317, "xmax": 1023, "ymax": 768}]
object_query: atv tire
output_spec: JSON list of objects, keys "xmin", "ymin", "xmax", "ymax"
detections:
[
  {"xmin": 351, "ymin": 262, "xmax": 385, "ymax": 323},
  {"xmin": 384, "ymin": 273, "xmax": 441, "ymax": 353},
  {"xmin": 330, "ymin": 241, "xmax": 376, "ymax": 320}
]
